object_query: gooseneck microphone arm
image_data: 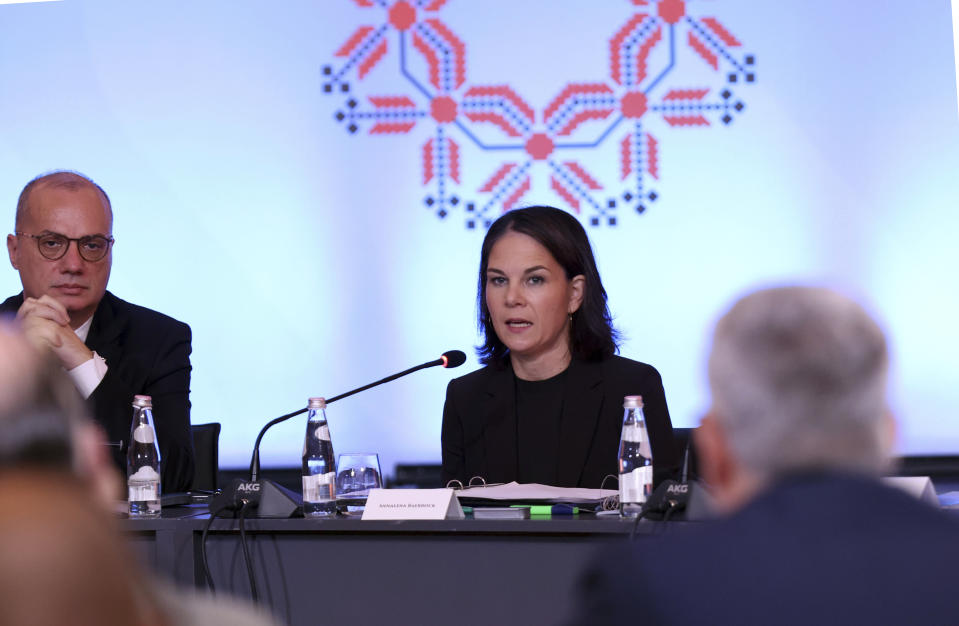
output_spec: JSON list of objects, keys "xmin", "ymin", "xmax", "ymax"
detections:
[
  {"xmin": 325, "ymin": 357, "xmax": 445, "ymax": 404},
  {"xmin": 249, "ymin": 408, "xmax": 308, "ymax": 482},
  {"xmin": 248, "ymin": 350, "xmax": 466, "ymax": 481}
]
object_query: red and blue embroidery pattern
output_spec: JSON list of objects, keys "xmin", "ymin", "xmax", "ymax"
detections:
[{"xmin": 322, "ymin": 0, "xmax": 755, "ymax": 227}]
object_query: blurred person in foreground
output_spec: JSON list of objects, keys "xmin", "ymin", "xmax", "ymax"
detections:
[
  {"xmin": 0, "ymin": 322, "xmax": 280, "ymax": 626},
  {"xmin": 2, "ymin": 170, "xmax": 194, "ymax": 491},
  {"xmin": 442, "ymin": 206, "xmax": 678, "ymax": 488},
  {"xmin": 570, "ymin": 286, "xmax": 959, "ymax": 625}
]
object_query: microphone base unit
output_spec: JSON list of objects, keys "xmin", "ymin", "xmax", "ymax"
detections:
[{"xmin": 209, "ymin": 478, "xmax": 303, "ymax": 518}]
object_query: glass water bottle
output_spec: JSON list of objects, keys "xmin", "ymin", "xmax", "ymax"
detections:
[
  {"xmin": 128, "ymin": 394, "xmax": 161, "ymax": 518},
  {"xmin": 302, "ymin": 397, "xmax": 337, "ymax": 517},
  {"xmin": 618, "ymin": 395, "xmax": 653, "ymax": 517}
]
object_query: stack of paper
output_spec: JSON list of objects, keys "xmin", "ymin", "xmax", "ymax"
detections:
[{"xmin": 454, "ymin": 481, "xmax": 617, "ymax": 510}]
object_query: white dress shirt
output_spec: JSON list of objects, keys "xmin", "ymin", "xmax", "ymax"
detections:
[{"xmin": 66, "ymin": 315, "xmax": 108, "ymax": 399}]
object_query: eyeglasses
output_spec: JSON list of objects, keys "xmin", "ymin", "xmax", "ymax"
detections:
[{"xmin": 16, "ymin": 231, "xmax": 114, "ymax": 262}]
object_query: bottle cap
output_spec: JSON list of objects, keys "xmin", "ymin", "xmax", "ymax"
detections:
[
  {"xmin": 133, "ymin": 395, "xmax": 153, "ymax": 408},
  {"xmin": 307, "ymin": 397, "xmax": 327, "ymax": 409},
  {"xmin": 623, "ymin": 395, "xmax": 644, "ymax": 409}
]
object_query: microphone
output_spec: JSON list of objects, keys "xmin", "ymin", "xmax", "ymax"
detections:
[
  {"xmin": 638, "ymin": 480, "xmax": 691, "ymax": 522},
  {"xmin": 323, "ymin": 349, "xmax": 466, "ymax": 405},
  {"xmin": 214, "ymin": 350, "xmax": 466, "ymax": 518},
  {"xmin": 441, "ymin": 349, "xmax": 467, "ymax": 368}
]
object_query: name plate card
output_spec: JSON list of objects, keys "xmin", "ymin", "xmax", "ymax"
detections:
[
  {"xmin": 362, "ymin": 488, "xmax": 465, "ymax": 520},
  {"xmin": 883, "ymin": 476, "xmax": 939, "ymax": 507}
]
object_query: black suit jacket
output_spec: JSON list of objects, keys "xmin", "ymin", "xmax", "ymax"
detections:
[
  {"xmin": 570, "ymin": 473, "xmax": 959, "ymax": 626},
  {"xmin": 1, "ymin": 291, "xmax": 195, "ymax": 492},
  {"xmin": 441, "ymin": 355, "xmax": 678, "ymax": 489}
]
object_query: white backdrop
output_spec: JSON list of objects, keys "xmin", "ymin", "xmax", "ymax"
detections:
[{"xmin": 1, "ymin": 0, "xmax": 958, "ymax": 472}]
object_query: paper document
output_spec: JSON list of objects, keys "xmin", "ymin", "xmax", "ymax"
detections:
[
  {"xmin": 453, "ymin": 481, "xmax": 617, "ymax": 505},
  {"xmin": 882, "ymin": 476, "xmax": 939, "ymax": 507}
]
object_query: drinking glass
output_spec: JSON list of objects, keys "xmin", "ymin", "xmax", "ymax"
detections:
[{"xmin": 335, "ymin": 453, "xmax": 382, "ymax": 512}]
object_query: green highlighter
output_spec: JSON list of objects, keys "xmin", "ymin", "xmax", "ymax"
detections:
[{"xmin": 512, "ymin": 504, "xmax": 579, "ymax": 516}]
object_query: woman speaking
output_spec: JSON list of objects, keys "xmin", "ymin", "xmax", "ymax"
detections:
[{"xmin": 441, "ymin": 206, "xmax": 679, "ymax": 489}]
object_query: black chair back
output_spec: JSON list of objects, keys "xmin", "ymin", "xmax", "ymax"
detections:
[
  {"xmin": 672, "ymin": 426, "xmax": 700, "ymax": 482},
  {"xmin": 191, "ymin": 422, "xmax": 221, "ymax": 492}
]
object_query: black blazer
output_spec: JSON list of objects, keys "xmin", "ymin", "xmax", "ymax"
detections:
[
  {"xmin": 441, "ymin": 355, "xmax": 678, "ymax": 489},
  {"xmin": 1, "ymin": 291, "xmax": 195, "ymax": 492},
  {"xmin": 570, "ymin": 473, "xmax": 959, "ymax": 625}
]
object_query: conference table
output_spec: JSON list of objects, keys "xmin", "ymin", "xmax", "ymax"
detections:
[{"xmin": 122, "ymin": 506, "xmax": 666, "ymax": 626}]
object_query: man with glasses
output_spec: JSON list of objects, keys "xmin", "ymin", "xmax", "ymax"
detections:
[{"xmin": 1, "ymin": 171, "xmax": 194, "ymax": 492}]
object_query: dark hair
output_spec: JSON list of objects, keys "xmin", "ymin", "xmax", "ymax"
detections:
[
  {"xmin": 0, "ymin": 352, "xmax": 84, "ymax": 472},
  {"xmin": 0, "ymin": 338, "xmax": 87, "ymax": 472},
  {"xmin": 476, "ymin": 205, "xmax": 619, "ymax": 366}
]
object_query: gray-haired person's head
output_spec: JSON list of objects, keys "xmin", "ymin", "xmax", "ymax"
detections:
[{"xmin": 707, "ymin": 286, "xmax": 891, "ymax": 479}]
